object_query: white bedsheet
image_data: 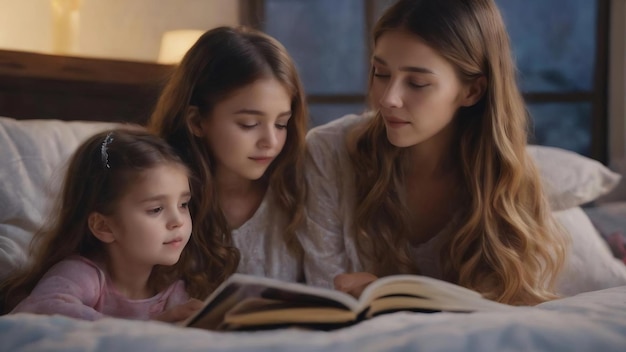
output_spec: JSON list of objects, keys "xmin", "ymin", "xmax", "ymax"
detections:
[{"xmin": 1, "ymin": 285, "xmax": 625, "ymax": 352}]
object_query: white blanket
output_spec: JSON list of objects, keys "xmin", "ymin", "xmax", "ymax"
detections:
[{"xmin": 1, "ymin": 285, "xmax": 625, "ymax": 352}]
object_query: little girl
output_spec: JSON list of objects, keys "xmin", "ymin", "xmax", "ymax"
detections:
[
  {"xmin": 0, "ymin": 129, "xmax": 202, "ymax": 321},
  {"xmin": 150, "ymin": 26, "xmax": 308, "ymax": 295}
]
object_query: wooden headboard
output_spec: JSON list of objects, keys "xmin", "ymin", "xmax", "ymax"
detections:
[{"xmin": 0, "ymin": 50, "xmax": 175, "ymax": 125}]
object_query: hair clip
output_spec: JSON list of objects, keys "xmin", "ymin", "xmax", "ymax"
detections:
[{"xmin": 101, "ymin": 132, "xmax": 114, "ymax": 169}]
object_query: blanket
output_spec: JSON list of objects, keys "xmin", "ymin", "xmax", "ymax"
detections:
[{"xmin": 1, "ymin": 285, "xmax": 625, "ymax": 352}]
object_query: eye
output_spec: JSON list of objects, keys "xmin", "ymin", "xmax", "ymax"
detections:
[
  {"xmin": 408, "ymin": 81, "xmax": 429, "ymax": 89},
  {"xmin": 180, "ymin": 201, "xmax": 190, "ymax": 209},
  {"xmin": 373, "ymin": 68, "xmax": 390, "ymax": 79},
  {"xmin": 275, "ymin": 123, "xmax": 288, "ymax": 130},
  {"xmin": 147, "ymin": 207, "xmax": 163, "ymax": 215},
  {"xmin": 238, "ymin": 123, "xmax": 258, "ymax": 130}
]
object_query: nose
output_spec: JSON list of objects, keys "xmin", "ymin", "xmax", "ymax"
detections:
[
  {"xmin": 258, "ymin": 125, "xmax": 279, "ymax": 149},
  {"xmin": 166, "ymin": 210, "xmax": 184, "ymax": 230},
  {"xmin": 378, "ymin": 80, "xmax": 403, "ymax": 109}
]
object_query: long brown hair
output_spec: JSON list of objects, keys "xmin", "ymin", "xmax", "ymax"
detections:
[
  {"xmin": 350, "ymin": 0, "xmax": 567, "ymax": 305},
  {"xmin": 0, "ymin": 129, "xmax": 195, "ymax": 313},
  {"xmin": 149, "ymin": 26, "xmax": 308, "ymax": 297}
]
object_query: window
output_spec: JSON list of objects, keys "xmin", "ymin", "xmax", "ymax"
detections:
[
  {"xmin": 241, "ymin": 0, "xmax": 609, "ymax": 161},
  {"xmin": 497, "ymin": 0, "xmax": 609, "ymax": 161}
]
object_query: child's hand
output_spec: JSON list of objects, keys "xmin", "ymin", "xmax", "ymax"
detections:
[
  {"xmin": 153, "ymin": 298, "xmax": 204, "ymax": 323},
  {"xmin": 334, "ymin": 272, "xmax": 378, "ymax": 298}
]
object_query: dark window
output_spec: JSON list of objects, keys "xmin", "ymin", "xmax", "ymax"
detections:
[{"xmin": 241, "ymin": 0, "xmax": 609, "ymax": 161}]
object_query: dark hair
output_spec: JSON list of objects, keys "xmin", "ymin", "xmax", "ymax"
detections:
[
  {"xmin": 149, "ymin": 26, "xmax": 308, "ymax": 297},
  {"xmin": 0, "ymin": 129, "xmax": 191, "ymax": 313}
]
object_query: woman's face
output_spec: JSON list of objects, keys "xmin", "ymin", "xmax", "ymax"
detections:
[
  {"xmin": 195, "ymin": 77, "xmax": 292, "ymax": 183},
  {"xmin": 370, "ymin": 30, "xmax": 473, "ymax": 149}
]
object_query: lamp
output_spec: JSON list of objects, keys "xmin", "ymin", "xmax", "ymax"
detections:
[
  {"xmin": 50, "ymin": 0, "xmax": 82, "ymax": 54},
  {"xmin": 157, "ymin": 30, "xmax": 204, "ymax": 64}
]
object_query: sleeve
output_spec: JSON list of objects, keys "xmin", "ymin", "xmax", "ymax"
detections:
[
  {"xmin": 300, "ymin": 128, "xmax": 351, "ymax": 288},
  {"xmin": 11, "ymin": 257, "xmax": 106, "ymax": 321}
]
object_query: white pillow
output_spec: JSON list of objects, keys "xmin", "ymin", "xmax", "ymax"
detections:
[
  {"xmin": 0, "ymin": 117, "xmax": 118, "ymax": 280},
  {"xmin": 554, "ymin": 206, "xmax": 626, "ymax": 296},
  {"xmin": 528, "ymin": 145, "xmax": 622, "ymax": 211},
  {"xmin": 596, "ymin": 158, "xmax": 626, "ymax": 203},
  {"xmin": 1, "ymin": 116, "xmax": 624, "ymax": 297}
]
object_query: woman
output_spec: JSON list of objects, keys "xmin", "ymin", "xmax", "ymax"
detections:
[{"xmin": 302, "ymin": 0, "xmax": 567, "ymax": 305}]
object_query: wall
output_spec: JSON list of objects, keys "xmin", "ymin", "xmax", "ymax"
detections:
[
  {"xmin": 0, "ymin": 0, "xmax": 239, "ymax": 62},
  {"xmin": 609, "ymin": 0, "xmax": 626, "ymax": 166},
  {"xmin": 0, "ymin": 0, "xmax": 624, "ymax": 146}
]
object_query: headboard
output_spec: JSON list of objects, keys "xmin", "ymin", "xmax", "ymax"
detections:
[{"xmin": 0, "ymin": 49, "xmax": 175, "ymax": 125}]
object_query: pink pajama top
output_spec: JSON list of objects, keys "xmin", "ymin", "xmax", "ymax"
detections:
[{"xmin": 11, "ymin": 256, "xmax": 189, "ymax": 320}]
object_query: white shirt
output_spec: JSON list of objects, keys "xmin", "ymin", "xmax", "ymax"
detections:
[
  {"xmin": 232, "ymin": 187, "xmax": 304, "ymax": 283},
  {"xmin": 301, "ymin": 114, "xmax": 452, "ymax": 288}
]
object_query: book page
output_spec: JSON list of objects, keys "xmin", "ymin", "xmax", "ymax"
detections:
[
  {"xmin": 358, "ymin": 275, "xmax": 512, "ymax": 313},
  {"xmin": 222, "ymin": 298, "xmax": 357, "ymax": 329},
  {"xmin": 366, "ymin": 294, "xmax": 513, "ymax": 318},
  {"xmin": 184, "ymin": 274, "xmax": 360, "ymax": 330}
]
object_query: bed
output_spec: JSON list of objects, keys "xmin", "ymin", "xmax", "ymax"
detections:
[
  {"xmin": 0, "ymin": 285, "xmax": 625, "ymax": 352},
  {"xmin": 1, "ymin": 51, "xmax": 626, "ymax": 352}
]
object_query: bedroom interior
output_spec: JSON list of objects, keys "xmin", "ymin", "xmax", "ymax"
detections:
[{"xmin": 0, "ymin": 0, "xmax": 625, "ymax": 351}]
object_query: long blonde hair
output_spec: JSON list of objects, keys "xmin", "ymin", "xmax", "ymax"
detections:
[
  {"xmin": 149, "ymin": 26, "xmax": 308, "ymax": 297},
  {"xmin": 349, "ymin": 0, "xmax": 567, "ymax": 305}
]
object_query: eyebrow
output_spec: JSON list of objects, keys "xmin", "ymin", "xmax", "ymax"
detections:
[
  {"xmin": 372, "ymin": 56, "xmax": 435, "ymax": 75},
  {"xmin": 139, "ymin": 191, "xmax": 191, "ymax": 203},
  {"xmin": 234, "ymin": 109, "xmax": 292, "ymax": 118}
]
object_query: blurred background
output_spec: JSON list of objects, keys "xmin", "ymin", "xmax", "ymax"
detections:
[{"xmin": 0, "ymin": 0, "xmax": 624, "ymax": 166}]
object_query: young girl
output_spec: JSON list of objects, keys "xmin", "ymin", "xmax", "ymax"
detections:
[
  {"xmin": 149, "ymin": 26, "xmax": 308, "ymax": 296},
  {"xmin": 302, "ymin": 0, "xmax": 568, "ymax": 305},
  {"xmin": 0, "ymin": 129, "xmax": 202, "ymax": 321}
]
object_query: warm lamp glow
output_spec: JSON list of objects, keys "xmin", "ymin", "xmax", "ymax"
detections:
[
  {"xmin": 157, "ymin": 30, "xmax": 204, "ymax": 64},
  {"xmin": 50, "ymin": 0, "xmax": 82, "ymax": 54}
]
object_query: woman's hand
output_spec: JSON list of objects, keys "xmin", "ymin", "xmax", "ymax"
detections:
[
  {"xmin": 153, "ymin": 298, "xmax": 204, "ymax": 323},
  {"xmin": 334, "ymin": 272, "xmax": 378, "ymax": 298}
]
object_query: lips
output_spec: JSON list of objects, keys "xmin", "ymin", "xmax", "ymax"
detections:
[
  {"xmin": 249, "ymin": 156, "xmax": 274, "ymax": 162},
  {"xmin": 384, "ymin": 115, "xmax": 410, "ymax": 124},
  {"xmin": 383, "ymin": 115, "xmax": 411, "ymax": 130},
  {"xmin": 164, "ymin": 237, "xmax": 183, "ymax": 245}
]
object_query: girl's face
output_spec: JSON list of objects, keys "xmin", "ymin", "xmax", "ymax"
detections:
[
  {"xmin": 370, "ymin": 30, "xmax": 473, "ymax": 149},
  {"xmin": 196, "ymin": 77, "xmax": 292, "ymax": 184},
  {"xmin": 106, "ymin": 163, "xmax": 192, "ymax": 269}
]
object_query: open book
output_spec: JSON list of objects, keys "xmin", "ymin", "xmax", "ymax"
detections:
[{"xmin": 183, "ymin": 274, "xmax": 513, "ymax": 331}]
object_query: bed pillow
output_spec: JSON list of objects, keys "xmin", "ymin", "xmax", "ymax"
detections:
[
  {"xmin": 0, "ymin": 116, "xmax": 118, "ymax": 280},
  {"xmin": 583, "ymin": 202, "xmax": 626, "ymax": 264},
  {"xmin": 527, "ymin": 145, "xmax": 622, "ymax": 211},
  {"xmin": 554, "ymin": 206, "xmax": 626, "ymax": 296},
  {"xmin": 527, "ymin": 145, "xmax": 621, "ymax": 211},
  {"xmin": 596, "ymin": 158, "xmax": 626, "ymax": 203},
  {"xmin": 0, "ymin": 116, "xmax": 624, "ymax": 297}
]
